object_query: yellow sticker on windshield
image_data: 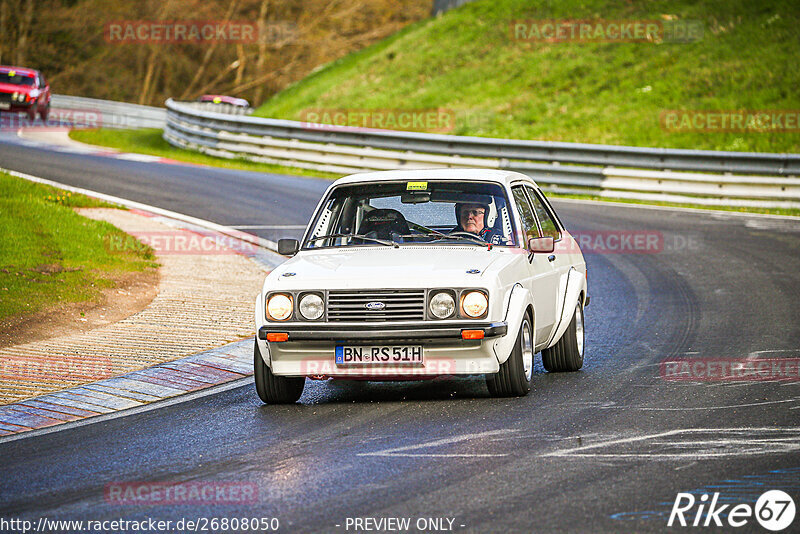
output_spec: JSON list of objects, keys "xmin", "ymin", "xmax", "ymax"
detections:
[
  {"xmin": 7, "ymin": 71, "xmax": 15, "ymax": 77},
  {"xmin": 213, "ymin": 97, "xmax": 221, "ymax": 104},
  {"xmin": 406, "ymin": 181, "xmax": 428, "ymax": 190}
]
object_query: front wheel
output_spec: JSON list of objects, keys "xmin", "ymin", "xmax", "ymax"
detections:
[
  {"xmin": 542, "ymin": 302, "xmax": 584, "ymax": 372},
  {"xmin": 486, "ymin": 313, "xmax": 534, "ymax": 397},
  {"xmin": 39, "ymin": 103, "xmax": 50, "ymax": 121},
  {"xmin": 254, "ymin": 339, "xmax": 305, "ymax": 404}
]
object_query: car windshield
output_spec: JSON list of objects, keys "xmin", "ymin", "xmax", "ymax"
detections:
[
  {"xmin": 1, "ymin": 73, "xmax": 34, "ymax": 86},
  {"xmin": 303, "ymin": 180, "xmax": 517, "ymax": 249}
]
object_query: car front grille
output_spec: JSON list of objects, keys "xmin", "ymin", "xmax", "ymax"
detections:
[
  {"xmin": 0, "ymin": 93, "xmax": 13, "ymax": 104},
  {"xmin": 327, "ymin": 290, "xmax": 426, "ymax": 322}
]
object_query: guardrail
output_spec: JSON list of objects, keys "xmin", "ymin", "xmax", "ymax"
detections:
[
  {"xmin": 52, "ymin": 94, "xmax": 166, "ymax": 129},
  {"xmin": 164, "ymin": 98, "xmax": 800, "ymax": 209}
]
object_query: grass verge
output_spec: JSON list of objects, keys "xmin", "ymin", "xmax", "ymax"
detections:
[
  {"xmin": 68, "ymin": 128, "xmax": 341, "ymax": 180},
  {"xmin": 0, "ymin": 171, "xmax": 158, "ymax": 324}
]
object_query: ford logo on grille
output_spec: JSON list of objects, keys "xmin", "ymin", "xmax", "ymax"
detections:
[{"xmin": 365, "ymin": 301, "xmax": 386, "ymax": 311}]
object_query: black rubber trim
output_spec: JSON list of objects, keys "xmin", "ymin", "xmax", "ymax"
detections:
[{"xmin": 258, "ymin": 322, "xmax": 507, "ymax": 341}]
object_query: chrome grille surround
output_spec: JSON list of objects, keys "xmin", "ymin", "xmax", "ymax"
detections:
[{"xmin": 327, "ymin": 290, "xmax": 426, "ymax": 322}]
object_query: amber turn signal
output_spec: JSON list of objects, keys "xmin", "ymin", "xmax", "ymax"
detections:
[
  {"xmin": 266, "ymin": 333, "xmax": 289, "ymax": 342},
  {"xmin": 461, "ymin": 330, "xmax": 484, "ymax": 340}
]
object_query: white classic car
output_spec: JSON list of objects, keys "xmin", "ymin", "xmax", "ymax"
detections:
[{"xmin": 254, "ymin": 169, "xmax": 588, "ymax": 403}]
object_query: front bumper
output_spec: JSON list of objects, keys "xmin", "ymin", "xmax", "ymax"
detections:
[
  {"xmin": 258, "ymin": 321, "xmax": 507, "ymax": 341},
  {"xmin": 256, "ymin": 321, "xmax": 508, "ymax": 378},
  {"xmin": 0, "ymin": 96, "xmax": 34, "ymax": 112}
]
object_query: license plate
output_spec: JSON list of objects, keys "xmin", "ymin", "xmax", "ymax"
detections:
[
  {"xmin": 0, "ymin": 103, "xmax": 10, "ymax": 110},
  {"xmin": 335, "ymin": 345, "xmax": 423, "ymax": 365}
]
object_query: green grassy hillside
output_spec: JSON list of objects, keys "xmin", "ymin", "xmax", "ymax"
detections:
[{"xmin": 255, "ymin": 0, "xmax": 800, "ymax": 153}]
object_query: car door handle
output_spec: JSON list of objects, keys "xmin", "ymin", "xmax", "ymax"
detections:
[{"xmin": 548, "ymin": 255, "xmax": 556, "ymax": 262}]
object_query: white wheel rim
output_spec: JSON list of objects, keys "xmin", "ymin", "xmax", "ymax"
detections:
[
  {"xmin": 522, "ymin": 319, "xmax": 534, "ymax": 381},
  {"xmin": 575, "ymin": 304, "xmax": 584, "ymax": 356}
]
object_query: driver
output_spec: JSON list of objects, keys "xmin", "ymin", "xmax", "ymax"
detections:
[{"xmin": 454, "ymin": 202, "xmax": 507, "ymax": 244}]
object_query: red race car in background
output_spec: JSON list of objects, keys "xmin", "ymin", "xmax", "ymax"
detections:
[{"xmin": 0, "ymin": 66, "xmax": 51, "ymax": 121}]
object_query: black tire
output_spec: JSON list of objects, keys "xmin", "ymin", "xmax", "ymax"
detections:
[
  {"xmin": 542, "ymin": 302, "xmax": 584, "ymax": 372},
  {"xmin": 486, "ymin": 313, "xmax": 533, "ymax": 397},
  {"xmin": 26, "ymin": 107, "xmax": 36, "ymax": 121},
  {"xmin": 39, "ymin": 103, "xmax": 49, "ymax": 122},
  {"xmin": 254, "ymin": 339, "xmax": 305, "ymax": 404}
]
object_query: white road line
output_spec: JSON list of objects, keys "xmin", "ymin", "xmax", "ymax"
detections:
[
  {"xmin": 544, "ymin": 427, "xmax": 800, "ymax": 459},
  {"xmin": 115, "ymin": 153, "xmax": 163, "ymax": 162},
  {"xmin": 358, "ymin": 429, "xmax": 519, "ymax": 458},
  {"xmin": 638, "ymin": 398, "xmax": 800, "ymax": 411}
]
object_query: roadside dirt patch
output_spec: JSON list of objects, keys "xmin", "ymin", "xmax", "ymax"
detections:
[{"xmin": 0, "ymin": 267, "xmax": 159, "ymax": 348}]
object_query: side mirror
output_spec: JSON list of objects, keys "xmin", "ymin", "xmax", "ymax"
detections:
[
  {"xmin": 528, "ymin": 236, "xmax": 554, "ymax": 254},
  {"xmin": 278, "ymin": 238, "xmax": 299, "ymax": 256}
]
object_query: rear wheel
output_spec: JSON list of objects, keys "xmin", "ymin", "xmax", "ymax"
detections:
[
  {"xmin": 486, "ymin": 313, "xmax": 533, "ymax": 397},
  {"xmin": 542, "ymin": 302, "xmax": 584, "ymax": 372},
  {"xmin": 254, "ymin": 339, "xmax": 305, "ymax": 404}
]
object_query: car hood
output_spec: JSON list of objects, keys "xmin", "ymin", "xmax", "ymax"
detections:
[{"xmin": 267, "ymin": 246, "xmax": 514, "ymax": 290}]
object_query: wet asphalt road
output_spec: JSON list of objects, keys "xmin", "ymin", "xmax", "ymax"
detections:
[{"xmin": 1, "ymin": 133, "xmax": 799, "ymax": 533}]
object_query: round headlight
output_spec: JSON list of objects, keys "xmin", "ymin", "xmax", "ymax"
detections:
[
  {"xmin": 462, "ymin": 291, "xmax": 488, "ymax": 318},
  {"xmin": 267, "ymin": 293, "xmax": 293, "ymax": 321},
  {"xmin": 299, "ymin": 293, "xmax": 324, "ymax": 320},
  {"xmin": 429, "ymin": 292, "xmax": 455, "ymax": 319}
]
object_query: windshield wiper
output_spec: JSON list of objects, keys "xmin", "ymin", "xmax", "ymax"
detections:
[
  {"xmin": 306, "ymin": 233, "xmax": 399, "ymax": 248},
  {"xmin": 399, "ymin": 229, "xmax": 489, "ymax": 248}
]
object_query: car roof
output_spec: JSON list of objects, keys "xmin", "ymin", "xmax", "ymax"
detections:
[
  {"xmin": 333, "ymin": 168, "xmax": 538, "ymax": 188},
  {"xmin": 0, "ymin": 66, "xmax": 38, "ymax": 76}
]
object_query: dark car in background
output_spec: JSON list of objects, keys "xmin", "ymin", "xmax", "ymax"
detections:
[{"xmin": 0, "ymin": 66, "xmax": 51, "ymax": 121}]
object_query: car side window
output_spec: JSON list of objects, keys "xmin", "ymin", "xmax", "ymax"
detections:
[
  {"xmin": 525, "ymin": 186, "xmax": 561, "ymax": 240},
  {"xmin": 511, "ymin": 186, "xmax": 541, "ymax": 243}
]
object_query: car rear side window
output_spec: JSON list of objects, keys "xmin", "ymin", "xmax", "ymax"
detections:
[
  {"xmin": 525, "ymin": 186, "xmax": 561, "ymax": 240},
  {"xmin": 512, "ymin": 186, "xmax": 541, "ymax": 243}
]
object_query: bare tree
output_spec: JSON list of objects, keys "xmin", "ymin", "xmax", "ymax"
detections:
[
  {"xmin": 234, "ymin": 43, "xmax": 246, "ymax": 86},
  {"xmin": 15, "ymin": 0, "xmax": 33, "ymax": 65},
  {"xmin": 139, "ymin": 0, "xmax": 175, "ymax": 105},
  {"xmin": 179, "ymin": 0, "xmax": 241, "ymax": 99},
  {"xmin": 252, "ymin": 0, "xmax": 270, "ymax": 105},
  {"xmin": 0, "ymin": 0, "xmax": 7, "ymax": 64}
]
